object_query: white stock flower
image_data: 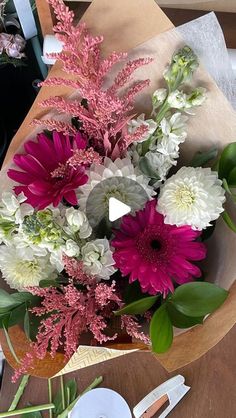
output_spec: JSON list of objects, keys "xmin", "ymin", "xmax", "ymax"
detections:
[
  {"xmin": 167, "ymin": 90, "xmax": 186, "ymax": 109},
  {"xmin": 185, "ymin": 87, "xmax": 207, "ymax": 109},
  {"xmin": 64, "ymin": 239, "xmax": 80, "ymax": 257},
  {"xmin": 146, "ymin": 152, "xmax": 174, "ymax": 184},
  {"xmin": 0, "ymin": 245, "xmax": 56, "ymax": 291},
  {"xmin": 158, "ymin": 166, "xmax": 225, "ymax": 230},
  {"xmin": 81, "ymin": 238, "xmax": 116, "ymax": 280},
  {"xmin": 0, "ymin": 192, "xmax": 33, "ymax": 224},
  {"xmin": 65, "ymin": 207, "xmax": 92, "ymax": 238},
  {"xmin": 127, "ymin": 113, "xmax": 157, "ymax": 143},
  {"xmin": 152, "ymin": 88, "xmax": 167, "ymax": 107},
  {"xmin": 146, "ymin": 113, "xmax": 188, "ymax": 184}
]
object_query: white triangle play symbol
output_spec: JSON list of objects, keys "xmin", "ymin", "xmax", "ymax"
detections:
[{"xmin": 109, "ymin": 197, "xmax": 131, "ymax": 222}]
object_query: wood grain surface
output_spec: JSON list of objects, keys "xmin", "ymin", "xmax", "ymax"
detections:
[{"xmin": 0, "ymin": 325, "xmax": 235, "ymax": 417}]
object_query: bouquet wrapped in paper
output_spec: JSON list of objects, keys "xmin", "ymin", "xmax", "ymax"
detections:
[{"xmin": 0, "ymin": 0, "xmax": 236, "ymax": 380}]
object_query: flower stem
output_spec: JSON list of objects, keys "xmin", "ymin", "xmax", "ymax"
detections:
[
  {"xmin": 57, "ymin": 376, "xmax": 103, "ymax": 418},
  {"xmin": 0, "ymin": 403, "xmax": 54, "ymax": 417},
  {"xmin": 60, "ymin": 375, "xmax": 66, "ymax": 411},
  {"xmin": 48, "ymin": 378, "xmax": 53, "ymax": 418},
  {"xmin": 8, "ymin": 375, "xmax": 29, "ymax": 411}
]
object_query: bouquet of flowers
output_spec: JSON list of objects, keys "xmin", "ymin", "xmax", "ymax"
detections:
[{"xmin": 0, "ymin": 0, "xmax": 235, "ymax": 380}]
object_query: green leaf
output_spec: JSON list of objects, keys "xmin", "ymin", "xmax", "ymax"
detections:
[
  {"xmin": 218, "ymin": 142, "xmax": 236, "ymax": 180},
  {"xmin": 3, "ymin": 323, "xmax": 21, "ymax": 364},
  {"xmin": 150, "ymin": 304, "xmax": 173, "ymax": 353},
  {"xmin": 228, "ymin": 167, "xmax": 236, "ymax": 187},
  {"xmin": 24, "ymin": 310, "xmax": 30, "ymax": 340},
  {"xmin": 170, "ymin": 282, "xmax": 228, "ymax": 317},
  {"xmin": 222, "ymin": 211, "xmax": 236, "ymax": 233},
  {"xmin": 0, "ymin": 290, "xmax": 20, "ymax": 313},
  {"xmin": 11, "ymin": 292, "xmax": 35, "ymax": 303},
  {"xmin": 21, "ymin": 410, "xmax": 42, "ymax": 418},
  {"xmin": 8, "ymin": 304, "xmax": 27, "ymax": 328},
  {"xmin": 190, "ymin": 148, "xmax": 218, "ymax": 168},
  {"xmin": 114, "ymin": 295, "xmax": 159, "ymax": 316},
  {"xmin": 39, "ymin": 279, "xmax": 58, "ymax": 288},
  {"xmin": 65, "ymin": 379, "xmax": 77, "ymax": 405},
  {"xmin": 166, "ymin": 303, "xmax": 204, "ymax": 328}
]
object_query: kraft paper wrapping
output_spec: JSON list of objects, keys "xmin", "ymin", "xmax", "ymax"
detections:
[{"xmin": 1, "ymin": 0, "xmax": 236, "ymax": 375}]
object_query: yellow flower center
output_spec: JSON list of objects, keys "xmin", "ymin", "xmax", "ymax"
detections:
[{"xmin": 175, "ymin": 185, "xmax": 195, "ymax": 208}]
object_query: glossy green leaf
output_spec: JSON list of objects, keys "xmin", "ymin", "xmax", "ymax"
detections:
[
  {"xmin": 190, "ymin": 148, "xmax": 218, "ymax": 168},
  {"xmin": 24, "ymin": 310, "xmax": 30, "ymax": 340},
  {"xmin": 11, "ymin": 292, "xmax": 35, "ymax": 304},
  {"xmin": 170, "ymin": 282, "xmax": 228, "ymax": 317},
  {"xmin": 114, "ymin": 295, "xmax": 159, "ymax": 316},
  {"xmin": 65, "ymin": 379, "xmax": 77, "ymax": 405},
  {"xmin": 228, "ymin": 167, "xmax": 236, "ymax": 186},
  {"xmin": 222, "ymin": 211, "xmax": 236, "ymax": 233},
  {"xmin": 21, "ymin": 409, "xmax": 42, "ymax": 418},
  {"xmin": 150, "ymin": 304, "xmax": 173, "ymax": 353},
  {"xmin": 0, "ymin": 290, "xmax": 20, "ymax": 313},
  {"xmin": 166, "ymin": 303, "xmax": 204, "ymax": 328},
  {"xmin": 39, "ymin": 279, "xmax": 58, "ymax": 288},
  {"xmin": 218, "ymin": 142, "xmax": 236, "ymax": 180}
]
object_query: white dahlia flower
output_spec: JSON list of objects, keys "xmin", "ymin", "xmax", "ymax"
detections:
[
  {"xmin": 81, "ymin": 238, "xmax": 116, "ymax": 280},
  {"xmin": 157, "ymin": 166, "xmax": 225, "ymax": 230},
  {"xmin": 0, "ymin": 245, "xmax": 56, "ymax": 291}
]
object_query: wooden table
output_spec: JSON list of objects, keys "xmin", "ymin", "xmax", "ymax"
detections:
[{"xmin": 0, "ymin": 325, "xmax": 235, "ymax": 417}]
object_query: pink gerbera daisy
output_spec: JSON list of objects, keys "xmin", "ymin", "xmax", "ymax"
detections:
[
  {"xmin": 8, "ymin": 131, "xmax": 88, "ymax": 209},
  {"xmin": 112, "ymin": 199, "xmax": 207, "ymax": 295}
]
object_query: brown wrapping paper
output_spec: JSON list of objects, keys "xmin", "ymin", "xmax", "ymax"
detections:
[{"xmin": 1, "ymin": 0, "xmax": 236, "ymax": 374}]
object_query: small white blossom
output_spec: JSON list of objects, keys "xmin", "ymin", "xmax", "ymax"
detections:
[
  {"xmin": 152, "ymin": 88, "xmax": 167, "ymax": 108},
  {"xmin": 0, "ymin": 192, "xmax": 33, "ymax": 224},
  {"xmin": 127, "ymin": 113, "xmax": 157, "ymax": 143},
  {"xmin": 65, "ymin": 207, "xmax": 92, "ymax": 238},
  {"xmin": 0, "ymin": 245, "xmax": 56, "ymax": 291},
  {"xmin": 81, "ymin": 238, "xmax": 116, "ymax": 280},
  {"xmin": 63, "ymin": 239, "xmax": 80, "ymax": 257},
  {"xmin": 158, "ymin": 166, "xmax": 225, "ymax": 230},
  {"xmin": 186, "ymin": 87, "xmax": 207, "ymax": 108},
  {"xmin": 167, "ymin": 90, "xmax": 187, "ymax": 109},
  {"xmin": 146, "ymin": 152, "xmax": 174, "ymax": 183}
]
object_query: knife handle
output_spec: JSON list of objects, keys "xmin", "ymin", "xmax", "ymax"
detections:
[{"xmin": 141, "ymin": 394, "xmax": 169, "ymax": 418}]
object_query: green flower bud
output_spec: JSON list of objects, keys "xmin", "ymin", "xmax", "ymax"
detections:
[{"xmin": 164, "ymin": 46, "xmax": 199, "ymax": 91}]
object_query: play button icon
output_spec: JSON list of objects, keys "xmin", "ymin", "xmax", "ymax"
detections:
[
  {"xmin": 108, "ymin": 197, "xmax": 131, "ymax": 222},
  {"xmin": 85, "ymin": 176, "xmax": 150, "ymax": 229}
]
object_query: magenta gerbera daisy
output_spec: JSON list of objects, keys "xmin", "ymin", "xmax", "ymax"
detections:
[
  {"xmin": 112, "ymin": 199, "xmax": 207, "ymax": 295},
  {"xmin": 8, "ymin": 131, "xmax": 89, "ymax": 209}
]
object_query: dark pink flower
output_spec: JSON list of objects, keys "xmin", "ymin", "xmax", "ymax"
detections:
[
  {"xmin": 112, "ymin": 200, "xmax": 207, "ymax": 296},
  {"xmin": 8, "ymin": 131, "xmax": 88, "ymax": 209}
]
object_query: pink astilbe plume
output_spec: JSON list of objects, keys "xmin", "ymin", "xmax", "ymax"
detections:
[
  {"xmin": 33, "ymin": 0, "xmax": 153, "ymax": 159},
  {"xmin": 12, "ymin": 261, "xmax": 121, "ymax": 381},
  {"xmin": 121, "ymin": 315, "xmax": 150, "ymax": 345}
]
